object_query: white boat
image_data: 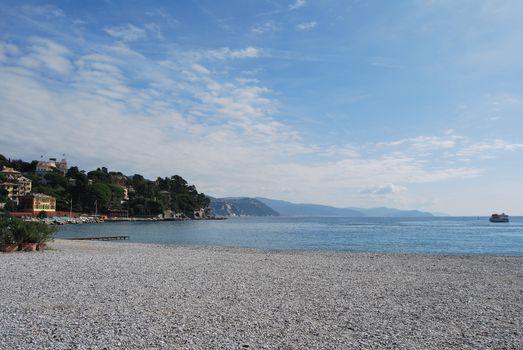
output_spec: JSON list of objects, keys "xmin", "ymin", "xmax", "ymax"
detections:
[{"xmin": 489, "ymin": 213, "xmax": 509, "ymax": 223}]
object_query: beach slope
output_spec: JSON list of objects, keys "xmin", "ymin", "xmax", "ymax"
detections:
[{"xmin": 0, "ymin": 240, "xmax": 521, "ymax": 349}]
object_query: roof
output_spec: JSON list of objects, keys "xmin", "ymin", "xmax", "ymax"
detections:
[
  {"xmin": 36, "ymin": 162, "xmax": 56, "ymax": 170},
  {"xmin": 0, "ymin": 166, "xmax": 21, "ymax": 174},
  {"xmin": 25, "ymin": 193, "xmax": 55, "ymax": 198}
]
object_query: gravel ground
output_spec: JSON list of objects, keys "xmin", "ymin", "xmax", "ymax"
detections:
[{"xmin": 0, "ymin": 240, "xmax": 521, "ymax": 350}]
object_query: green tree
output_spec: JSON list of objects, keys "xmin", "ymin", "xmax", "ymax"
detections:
[
  {"xmin": 146, "ymin": 199, "xmax": 163, "ymax": 215},
  {"xmin": 0, "ymin": 188, "xmax": 8, "ymax": 203},
  {"xmin": 89, "ymin": 183, "xmax": 112, "ymax": 212},
  {"xmin": 67, "ymin": 167, "xmax": 89, "ymax": 213},
  {"xmin": 44, "ymin": 171, "xmax": 68, "ymax": 188},
  {"xmin": 130, "ymin": 174, "xmax": 146, "ymax": 195},
  {"xmin": 87, "ymin": 168, "xmax": 111, "ymax": 183},
  {"xmin": 108, "ymin": 184, "xmax": 124, "ymax": 197},
  {"xmin": 107, "ymin": 184, "xmax": 125, "ymax": 210},
  {"xmin": 5, "ymin": 158, "xmax": 34, "ymax": 172},
  {"xmin": 0, "ymin": 154, "xmax": 7, "ymax": 168},
  {"xmin": 5, "ymin": 200, "xmax": 18, "ymax": 212}
]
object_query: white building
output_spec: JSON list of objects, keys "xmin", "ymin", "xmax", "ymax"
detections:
[
  {"xmin": 36, "ymin": 157, "xmax": 68, "ymax": 182},
  {"xmin": 0, "ymin": 166, "xmax": 32, "ymax": 204}
]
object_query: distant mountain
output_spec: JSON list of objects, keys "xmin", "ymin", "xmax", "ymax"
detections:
[
  {"xmin": 432, "ymin": 212, "xmax": 451, "ymax": 217},
  {"xmin": 256, "ymin": 198, "xmax": 434, "ymax": 217},
  {"xmin": 209, "ymin": 197, "xmax": 435, "ymax": 218},
  {"xmin": 209, "ymin": 197, "xmax": 279, "ymax": 217},
  {"xmin": 346, "ymin": 207, "xmax": 434, "ymax": 218},
  {"xmin": 256, "ymin": 198, "xmax": 363, "ymax": 217}
]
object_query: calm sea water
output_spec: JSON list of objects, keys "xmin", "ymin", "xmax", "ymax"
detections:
[{"xmin": 55, "ymin": 216, "xmax": 523, "ymax": 255}]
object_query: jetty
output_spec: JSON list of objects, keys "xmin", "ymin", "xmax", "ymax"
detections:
[{"xmin": 69, "ymin": 236, "xmax": 129, "ymax": 241}]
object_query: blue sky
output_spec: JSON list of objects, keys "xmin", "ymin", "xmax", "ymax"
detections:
[{"xmin": 1, "ymin": 0, "xmax": 522, "ymax": 215}]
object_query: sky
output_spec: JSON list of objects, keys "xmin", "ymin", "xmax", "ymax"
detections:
[{"xmin": 0, "ymin": 0, "xmax": 522, "ymax": 215}]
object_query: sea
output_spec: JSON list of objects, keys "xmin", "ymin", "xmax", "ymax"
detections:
[{"xmin": 55, "ymin": 216, "xmax": 523, "ymax": 256}]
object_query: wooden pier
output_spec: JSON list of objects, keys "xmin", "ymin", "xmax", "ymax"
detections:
[{"xmin": 70, "ymin": 236, "xmax": 129, "ymax": 241}]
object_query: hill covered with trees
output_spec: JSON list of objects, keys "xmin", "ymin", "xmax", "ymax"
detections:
[{"xmin": 0, "ymin": 154, "xmax": 209, "ymax": 218}]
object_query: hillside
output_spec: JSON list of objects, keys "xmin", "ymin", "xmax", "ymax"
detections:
[
  {"xmin": 347, "ymin": 207, "xmax": 435, "ymax": 218},
  {"xmin": 256, "ymin": 198, "xmax": 363, "ymax": 217},
  {"xmin": 209, "ymin": 197, "xmax": 279, "ymax": 217},
  {"xmin": 256, "ymin": 198, "xmax": 434, "ymax": 217}
]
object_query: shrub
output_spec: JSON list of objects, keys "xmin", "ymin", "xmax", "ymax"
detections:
[
  {"xmin": 0, "ymin": 217, "xmax": 16, "ymax": 244},
  {"xmin": 11, "ymin": 220, "xmax": 35, "ymax": 243},
  {"xmin": 6, "ymin": 218, "xmax": 57, "ymax": 244},
  {"xmin": 33, "ymin": 222, "xmax": 56, "ymax": 243}
]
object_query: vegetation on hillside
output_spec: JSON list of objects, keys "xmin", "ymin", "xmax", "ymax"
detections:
[{"xmin": 0, "ymin": 154, "xmax": 209, "ymax": 218}]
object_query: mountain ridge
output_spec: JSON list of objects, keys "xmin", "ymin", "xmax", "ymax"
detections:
[
  {"xmin": 209, "ymin": 197, "xmax": 435, "ymax": 217},
  {"xmin": 257, "ymin": 198, "xmax": 434, "ymax": 217},
  {"xmin": 208, "ymin": 197, "xmax": 279, "ymax": 217}
]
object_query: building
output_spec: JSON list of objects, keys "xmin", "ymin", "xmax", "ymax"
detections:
[
  {"xmin": 110, "ymin": 174, "xmax": 128, "ymax": 187},
  {"xmin": 0, "ymin": 166, "xmax": 32, "ymax": 204},
  {"xmin": 19, "ymin": 193, "xmax": 56, "ymax": 214},
  {"xmin": 109, "ymin": 175, "xmax": 129, "ymax": 201},
  {"xmin": 193, "ymin": 208, "xmax": 207, "ymax": 219},
  {"xmin": 36, "ymin": 157, "xmax": 68, "ymax": 182}
]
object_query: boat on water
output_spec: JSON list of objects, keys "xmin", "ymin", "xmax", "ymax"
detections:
[{"xmin": 489, "ymin": 213, "xmax": 509, "ymax": 223}]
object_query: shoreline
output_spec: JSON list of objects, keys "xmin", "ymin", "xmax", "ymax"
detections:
[
  {"xmin": 53, "ymin": 238, "xmax": 523, "ymax": 257},
  {"xmin": 1, "ymin": 240, "xmax": 521, "ymax": 349}
]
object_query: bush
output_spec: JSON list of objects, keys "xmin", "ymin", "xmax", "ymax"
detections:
[
  {"xmin": 12, "ymin": 220, "xmax": 37, "ymax": 243},
  {"xmin": 33, "ymin": 222, "xmax": 57, "ymax": 243},
  {"xmin": 0, "ymin": 217, "xmax": 57, "ymax": 244},
  {"xmin": 0, "ymin": 217, "xmax": 16, "ymax": 244}
]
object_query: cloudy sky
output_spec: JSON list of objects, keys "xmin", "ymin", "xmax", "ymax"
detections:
[{"xmin": 1, "ymin": 0, "xmax": 522, "ymax": 215}]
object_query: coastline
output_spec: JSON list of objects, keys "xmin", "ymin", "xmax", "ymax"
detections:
[{"xmin": 1, "ymin": 240, "xmax": 521, "ymax": 349}]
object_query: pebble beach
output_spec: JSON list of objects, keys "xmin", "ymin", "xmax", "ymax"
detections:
[{"xmin": 0, "ymin": 240, "xmax": 521, "ymax": 349}]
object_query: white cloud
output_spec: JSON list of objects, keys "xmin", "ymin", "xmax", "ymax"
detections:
[
  {"xmin": 18, "ymin": 37, "xmax": 72, "ymax": 75},
  {"xmin": 191, "ymin": 63, "xmax": 210, "ymax": 75},
  {"xmin": 251, "ymin": 21, "xmax": 280, "ymax": 35},
  {"xmin": 296, "ymin": 21, "xmax": 317, "ymax": 31},
  {"xmin": 146, "ymin": 9, "xmax": 170, "ymax": 18},
  {"xmin": 360, "ymin": 184, "xmax": 408, "ymax": 195},
  {"xmin": 105, "ymin": 24, "xmax": 147, "ymax": 42},
  {"xmin": 289, "ymin": 0, "xmax": 306, "ymax": 10},
  {"xmin": 203, "ymin": 47, "xmax": 261, "ymax": 60},
  {"xmin": 0, "ymin": 42, "xmax": 19, "ymax": 62},
  {"xmin": 105, "ymin": 42, "xmax": 146, "ymax": 59},
  {"xmin": 378, "ymin": 135, "xmax": 461, "ymax": 151},
  {"xmin": 320, "ymin": 145, "xmax": 360, "ymax": 158},
  {"xmin": 487, "ymin": 93, "xmax": 523, "ymax": 107},
  {"xmin": 21, "ymin": 4, "xmax": 64, "ymax": 18},
  {"xmin": 373, "ymin": 133, "xmax": 523, "ymax": 163},
  {"xmin": 456, "ymin": 139, "xmax": 523, "ymax": 158},
  {"xmin": 74, "ymin": 53, "xmax": 130, "ymax": 101},
  {"xmin": 144, "ymin": 23, "xmax": 163, "ymax": 40},
  {"xmin": 0, "ymin": 35, "xmax": 501, "ymax": 211},
  {"xmin": 370, "ymin": 56, "xmax": 402, "ymax": 69}
]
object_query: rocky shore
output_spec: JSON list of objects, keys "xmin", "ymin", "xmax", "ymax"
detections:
[{"xmin": 0, "ymin": 240, "xmax": 521, "ymax": 349}]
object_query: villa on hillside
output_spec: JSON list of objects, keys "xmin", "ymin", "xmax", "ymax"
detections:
[
  {"xmin": 110, "ymin": 174, "xmax": 129, "ymax": 201},
  {"xmin": 36, "ymin": 157, "xmax": 68, "ymax": 183},
  {"xmin": 0, "ymin": 166, "xmax": 32, "ymax": 204}
]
